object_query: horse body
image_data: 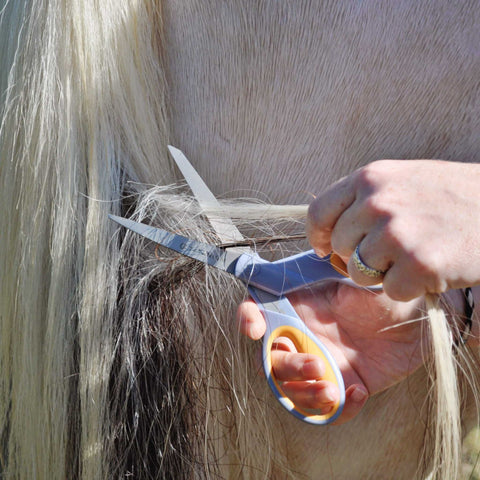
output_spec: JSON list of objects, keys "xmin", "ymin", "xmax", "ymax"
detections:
[
  {"xmin": 164, "ymin": 1, "xmax": 480, "ymax": 200},
  {"xmin": 161, "ymin": 1, "xmax": 480, "ymax": 477}
]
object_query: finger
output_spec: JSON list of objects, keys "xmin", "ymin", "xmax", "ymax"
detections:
[
  {"xmin": 271, "ymin": 350, "xmax": 325, "ymax": 381},
  {"xmin": 381, "ymin": 240, "xmax": 452, "ymax": 301},
  {"xmin": 332, "ymin": 384, "xmax": 369, "ymax": 425},
  {"xmin": 271, "ymin": 336, "xmax": 297, "ymax": 352},
  {"xmin": 236, "ymin": 299, "xmax": 266, "ymax": 340},
  {"xmin": 347, "ymin": 236, "xmax": 390, "ymax": 286},
  {"xmin": 307, "ymin": 176, "xmax": 357, "ymax": 257},
  {"xmin": 330, "ymin": 200, "xmax": 376, "ymax": 261},
  {"xmin": 382, "ymin": 260, "xmax": 427, "ymax": 301},
  {"xmin": 280, "ymin": 380, "xmax": 340, "ymax": 411}
]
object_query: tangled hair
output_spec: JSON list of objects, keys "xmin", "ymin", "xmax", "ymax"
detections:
[
  {"xmin": 0, "ymin": 2, "xmax": 295, "ymax": 476},
  {"xmin": 0, "ymin": 1, "xmax": 478, "ymax": 479}
]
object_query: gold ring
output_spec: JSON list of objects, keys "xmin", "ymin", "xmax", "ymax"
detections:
[{"xmin": 351, "ymin": 245, "xmax": 386, "ymax": 278}]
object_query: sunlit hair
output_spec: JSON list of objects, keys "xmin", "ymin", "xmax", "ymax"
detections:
[{"xmin": 0, "ymin": 1, "xmax": 477, "ymax": 479}]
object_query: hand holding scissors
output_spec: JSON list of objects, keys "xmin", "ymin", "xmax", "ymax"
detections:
[{"xmin": 110, "ymin": 147, "xmax": 384, "ymax": 425}]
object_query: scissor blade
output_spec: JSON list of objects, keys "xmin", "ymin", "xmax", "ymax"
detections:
[
  {"xmin": 168, "ymin": 145, "xmax": 246, "ymax": 245},
  {"xmin": 109, "ymin": 214, "xmax": 242, "ymax": 274}
]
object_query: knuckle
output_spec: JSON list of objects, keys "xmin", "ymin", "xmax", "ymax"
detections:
[
  {"xmin": 307, "ymin": 199, "xmax": 324, "ymax": 227},
  {"xmin": 362, "ymin": 194, "xmax": 390, "ymax": 218},
  {"xmin": 356, "ymin": 161, "xmax": 397, "ymax": 217},
  {"xmin": 356, "ymin": 160, "xmax": 392, "ymax": 189}
]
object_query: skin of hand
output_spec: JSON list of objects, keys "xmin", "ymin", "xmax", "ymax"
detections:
[
  {"xmin": 238, "ymin": 159, "xmax": 480, "ymax": 424},
  {"xmin": 237, "ymin": 283, "xmax": 426, "ymax": 424},
  {"xmin": 306, "ymin": 160, "xmax": 480, "ymax": 301}
]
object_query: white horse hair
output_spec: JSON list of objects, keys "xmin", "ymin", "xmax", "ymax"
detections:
[{"xmin": 1, "ymin": 1, "xmax": 480, "ymax": 478}]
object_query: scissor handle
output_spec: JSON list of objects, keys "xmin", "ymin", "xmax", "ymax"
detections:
[
  {"xmin": 248, "ymin": 287, "xmax": 345, "ymax": 425},
  {"xmin": 236, "ymin": 250, "xmax": 383, "ymax": 296}
]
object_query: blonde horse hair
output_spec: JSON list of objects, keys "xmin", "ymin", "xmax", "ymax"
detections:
[{"xmin": 0, "ymin": 1, "xmax": 477, "ymax": 478}]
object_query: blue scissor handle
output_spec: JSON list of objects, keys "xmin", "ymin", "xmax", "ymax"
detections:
[
  {"xmin": 248, "ymin": 286, "xmax": 345, "ymax": 425},
  {"xmin": 236, "ymin": 250, "xmax": 382, "ymax": 296}
]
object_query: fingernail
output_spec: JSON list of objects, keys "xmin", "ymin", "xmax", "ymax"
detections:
[
  {"xmin": 250, "ymin": 323, "xmax": 264, "ymax": 340},
  {"xmin": 322, "ymin": 385, "xmax": 337, "ymax": 404},
  {"xmin": 320, "ymin": 405, "xmax": 333, "ymax": 415},
  {"xmin": 351, "ymin": 386, "xmax": 368, "ymax": 403}
]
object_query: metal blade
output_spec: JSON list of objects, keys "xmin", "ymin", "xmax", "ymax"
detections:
[
  {"xmin": 109, "ymin": 214, "xmax": 243, "ymax": 274},
  {"xmin": 168, "ymin": 145, "xmax": 246, "ymax": 245}
]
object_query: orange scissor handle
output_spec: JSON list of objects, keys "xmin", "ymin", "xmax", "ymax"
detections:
[{"xmin": 253, "ymin": 290, "xmax": 345, "ymax": 425}]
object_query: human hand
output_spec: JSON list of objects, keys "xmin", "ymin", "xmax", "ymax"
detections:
[
  {"xmin": 238, "ymin": 284, "xmax": 426, "ymax": 424},
  {"xmin": 307, "ymin": 160, "xmax": 480, "ymax": 301}
]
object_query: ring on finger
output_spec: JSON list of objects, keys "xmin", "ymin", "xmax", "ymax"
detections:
[{"xmin": 351, "ymin": 244, "xmax": 386, "ymax": 278}]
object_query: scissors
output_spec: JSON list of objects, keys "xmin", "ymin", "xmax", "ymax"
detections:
[{"xmin": 109, "ymin": 147, "xmax": 382, "ymax": 425}]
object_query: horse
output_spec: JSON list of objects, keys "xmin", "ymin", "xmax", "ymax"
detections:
[{"xmin": 1, "ymin": 1, "xmax": 479, "ymax": 478}]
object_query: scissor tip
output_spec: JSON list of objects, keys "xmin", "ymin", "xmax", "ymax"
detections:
[{"xmin": 167, "ymin": 145, "xmax": 180, "ymax": 154}]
